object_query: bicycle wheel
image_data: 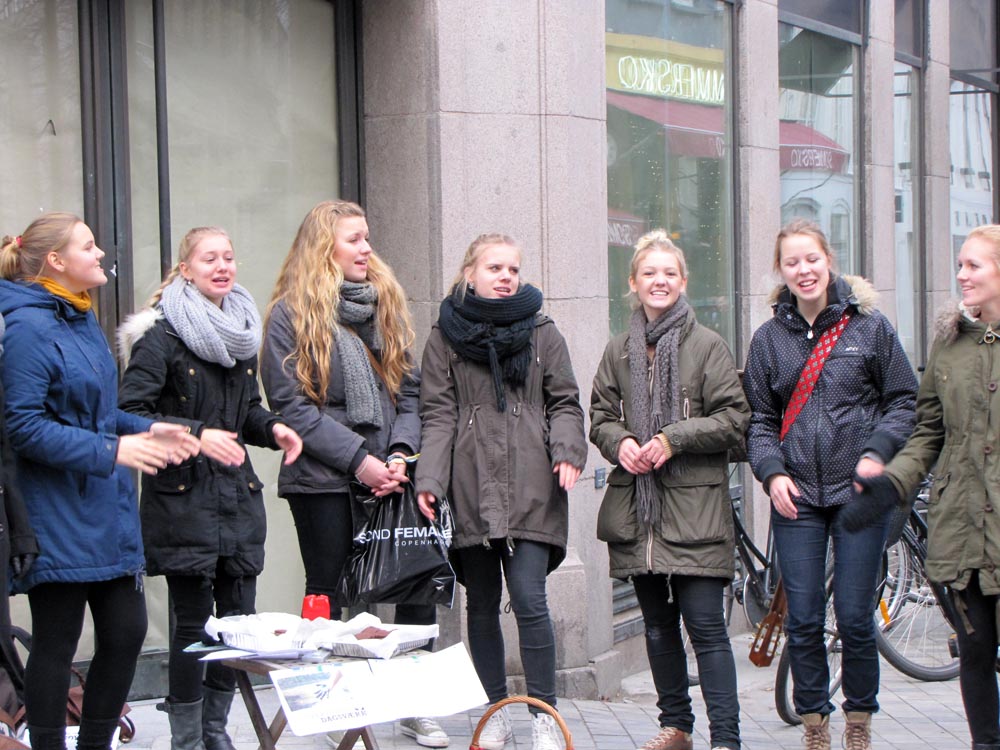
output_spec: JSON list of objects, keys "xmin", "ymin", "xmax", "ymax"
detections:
[
  {"xmin": 875, "ymin": 527, "xmax": 959, "ymax": 681},
  {"xmin": 774, "ymin": 626, "xmax": 843, "ymax": 726}
]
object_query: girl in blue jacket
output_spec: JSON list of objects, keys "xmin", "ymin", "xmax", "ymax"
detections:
[{"xmin": 0, "ymin": 214, "xmax": 199, "ymax": 750}]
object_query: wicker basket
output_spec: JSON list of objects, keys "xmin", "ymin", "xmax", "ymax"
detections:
[{"xmin": 470, "ymin": 697, "xmax": 573, "ymax": 750}]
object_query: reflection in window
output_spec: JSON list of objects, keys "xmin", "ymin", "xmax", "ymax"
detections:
[
  {"xmin": 949, "ymin": 80, "xmax": 995, "ymax": 294},
  {"xmin": 778, "ymin": 24, "xmax": 858, "ymax": 273},
  {"xmin": 605, "ymin": 0, "xmax": 734, "ymax": 344},
  {"xmin": 894, "ymin": 63, "xmax": 920, "ymax": 364}
]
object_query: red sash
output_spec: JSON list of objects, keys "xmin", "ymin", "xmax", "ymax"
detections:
[{"xmin": 779, "ymin": 310, "xmax": 853, "ymax": 442}]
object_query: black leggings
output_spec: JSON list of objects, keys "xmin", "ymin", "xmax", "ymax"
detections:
[
  {"xmin": 166, "ymin": 562, "xmax": 257, "ymax": 702},
  {"xmin": 955, "ymin": 571, "xmax": 1000, "ymax": 745},
  {"xmin": 25, "ymin": 577, "xmax": 147, "ymax": 729}
]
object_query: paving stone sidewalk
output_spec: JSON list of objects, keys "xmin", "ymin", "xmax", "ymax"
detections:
[{"xmin": 124, "ymin": 634, "xmax": 970, "ymax": 750}]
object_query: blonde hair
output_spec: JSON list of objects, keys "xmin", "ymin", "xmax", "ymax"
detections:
[
  {"xmin": 0, "ymin": 212, "xmax": 82, "ymax": 282},
  {"xmin": 966, "ymin": 224, "xmax": 1000, "ymax": 269},
  {"xmin": 144, "ymin": 227, "xmax": 232, "ymax": 308},
  {"xmin": 629, "ymin": 229, "xmax": 688, "ymax": 278},
  {"xmin": 265, "ymin": 200, "xmax": 415, "ymax": 404},
  {"xmin": 450, "ymin": 232, "xmax": 521, "ymax": 301},
  {"xmin": 773, "ymin": 219, "xmax": 834, "ymax": 271}
]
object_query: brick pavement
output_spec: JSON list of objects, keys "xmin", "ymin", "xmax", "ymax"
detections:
[{"xmin": 124, "ymin": 634, "xmax": 970, "ymax": 750}]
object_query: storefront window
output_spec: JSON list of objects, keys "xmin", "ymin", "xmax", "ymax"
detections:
[
  {"xmin": 126, "ymin": 0, "xmax": 339, "ymax": 311},
  {"xmin": 605, "ymin": 0, "xmax": 734, "ymax": 345},
  {"xmin": 778, "ymin": 23, "xmax": 858, "ymax": 273},
  {"xmin": 0, "ymin": 1, "xmax": 84, "ymax": 230},
  {"xmin": 894, "ymin": 63, "xmax": 920, "ymax": 365}
]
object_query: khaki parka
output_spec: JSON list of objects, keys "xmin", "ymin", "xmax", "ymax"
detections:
[
  {"xmin": 589, "ymin": 308, "xmax": 749, "ymax": 580},
  {"xmin": 416, "ymin": 315, "xmax": 587, "ymax": 577},
  {"xmin": 885, "ymin": 305, "xmax": 1000, "ymax": 595}
]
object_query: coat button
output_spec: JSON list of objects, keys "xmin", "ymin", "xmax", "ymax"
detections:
[
  {"xmin": 248, "ymin": 482, "xmax": 256, "ymax": 490},
  {"xmin": 177, "ymin": 484, "xmax": 186, "ymax": 491},
  {"xmin": 986, "ymin": 504, "xmax": 994, "ymax": 512},
  {"xmin": 986, "ymin": 445, "xmax": 994, "ymax": 455},
  {"xmin": 247, "ymin": 368, "xmax": 254, "ymax": 376},
  {"xmin": 188, "ymin": 368, "xmax": 196, "ymax": 376},
  {"xmin": 180, "ymin": 396, "xmax": 187, "ymax": 402},
  {"xmin": 990, "ymin": 382, "xmax": 998, "ymax": 392}
]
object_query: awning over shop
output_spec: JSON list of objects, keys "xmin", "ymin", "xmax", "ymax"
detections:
[{"xmin": 607, "ymin": 90, "xmax": 848, "ymax": 172}]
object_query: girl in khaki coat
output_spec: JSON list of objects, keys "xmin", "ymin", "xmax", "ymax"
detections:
[
  {"xmin": 854, "ymin": 224, "xmax": 1000, "ymax": 750},
  {"xmin": 589, "ymin": 231, "xmax": 748, "ymax": 750},
  {"xmin": 416, "ymin": 233, "xmax": 587, "ymax": 750}
]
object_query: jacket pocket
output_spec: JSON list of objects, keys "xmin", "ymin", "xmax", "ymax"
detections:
[
  {"xmin": 596, "ymin": 468, "xmax": 639, "ymax": 543},
  {"xmin": 152, "ymin": 464, "xmax": 196, "ymax": 495},
  {"xmin": 659, "ymin": 479, "xmax": 729, "ymax": 546}
]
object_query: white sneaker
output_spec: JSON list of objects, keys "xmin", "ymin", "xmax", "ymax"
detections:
[
  {"xmin": 399, "ymin": 717, "xmax": 449, "ymax": 748},
  {"xmin": 477, "ymin": 706, "xmax": 513, "ymax": 750},
  {"xmin": 531, "ymin": 713, "xmax": 562, "ymax": 750},
  {"xmin": 325, "ymin": 730, "xmax": 365, "ymax": 749}
]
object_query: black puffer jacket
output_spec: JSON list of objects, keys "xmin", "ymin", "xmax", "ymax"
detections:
[
  {"xmin": 744, "ymin": 275, "xmax": 917, "ymax": 508},
  {"xmin": 118, "ymin": 310, "xmax": 280, "ymax": 578}
]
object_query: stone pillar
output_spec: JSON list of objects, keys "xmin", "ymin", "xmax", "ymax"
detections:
[
  {"xmin": 361, "ymin": 0, "xmax": 620, "ymax": 699},
  {"xmin": 736, "ymin": 0, "xmax": 782, "ymax": 547}
]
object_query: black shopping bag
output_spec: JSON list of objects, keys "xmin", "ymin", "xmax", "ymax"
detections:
[{"xmin": 338, "ymin": 480, "xmax": 456, "ymax": 608}]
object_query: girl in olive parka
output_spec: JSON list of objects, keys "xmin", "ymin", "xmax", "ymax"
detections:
[
  {"xmin": 589, "ymin": 231, "xmax": 748, "ymax": 750},
  {"xmin": 416, "ymin": 233, "xmax": 587, "ymax": 750},
  {"xmin": 857, "ymin": 225, "xmax": 1000, "ymax": 750}
]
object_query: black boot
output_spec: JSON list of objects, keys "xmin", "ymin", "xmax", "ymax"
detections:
[
  {"xmin": 158, "ymin": 700, "xmax": 206, "ymax": 750},
  {"xmin": 201, "ymin": 687, "xmax": 236, "ymax": 750},
  {"xmin": 75, "ymin": 718, "xmax": 121, "ymax": 750},
  {"xmin": 26, "ymin": 725, "xmax": 65, "ymax": 750}
]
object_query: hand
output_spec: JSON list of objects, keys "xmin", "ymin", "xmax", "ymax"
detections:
[
  {"xmin": 386, "ymin": 460, "xmax": 409, "ymax": 485},
  {"xmin": 553, "ymin": 461, "xmax": 581, "ymax": 490},
  {"xmin": 417, "ymin": 491, "xmax": 438, "ymax": 521},
  {"xmin": 199, "ymin": 429, "xmax": 246, "ymax": 467},
  {"xmin": 272, "ymin": 423, "xmax": 303, "ymax": 465},
  {"xmin": 355, "ymin": 455, "xmax": 406, "ymax": 497},
  {"xmin": 853, "ymin": 456, "xmax": 884, "ymax": 493},
  {"xmin": 11, "ymin": 552, "xmax": 35, "ymax": 579},
  {"xmin": 767, "ymin": 474, "xmax": 800, "ymax": 519},
  {"xmin": 638, "ymin": 436, "xmax": 670, "ymax": 471},
  {"xmin": 617, "ymin": 437, "xmax": 650, "ymax": 475},
  {"xmin": 117, "ymin": 432, "xmax": 172, "ymax": 475},
  {"xmin": 149, "ymin": 422, "xmax": 201, "ymax": 463},
  {"xmin": 841, "ymin": 474, "xmax": 903, "ymax": 532}
]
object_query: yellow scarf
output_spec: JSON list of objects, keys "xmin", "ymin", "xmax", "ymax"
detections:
[{"xmin": 35, "ymin": 277, "xmax": 93, "ymax": 312}]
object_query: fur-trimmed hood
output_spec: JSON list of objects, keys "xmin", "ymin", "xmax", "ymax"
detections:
[
  {"xmin": 767, "ymin": 274, "xmax": 879, "ymax": 316},
  {"xmin": 932, "ymin": 300, "xmax": 996, "ymax": 345},
  {"xmin": 116, "ymin": 307, "xmax": 163, "ymax": 366}
]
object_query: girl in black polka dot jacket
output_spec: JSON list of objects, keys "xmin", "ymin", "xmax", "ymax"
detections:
[{"xmin": 743, "ymin": 220, "xmax": 917, "ymax": 750}]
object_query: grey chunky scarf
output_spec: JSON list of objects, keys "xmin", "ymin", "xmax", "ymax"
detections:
[
  {"xmin": 337, "ymin": 282, "xmax": 384, "ymax": 428},
  {"xmin": 627, "ymin": 296, "xmax": 690, "ymax": 526},
  {"xmin": 159, "ymin": 276, "xmax": 261, "ymax": 367}
]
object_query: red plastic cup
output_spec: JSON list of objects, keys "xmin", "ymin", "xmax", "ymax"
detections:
[{"xmin": 301, "ymin": 594, "xmax": 331, "ymax": 620}]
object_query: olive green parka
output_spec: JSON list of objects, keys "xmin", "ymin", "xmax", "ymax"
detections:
[
  {"xmin": 589, "ymin": 308, "xmax": 749, "ymax": 580},
  {"xmin": 885, "ymin": 304, "xmax": 1000, "ymax": 594}
]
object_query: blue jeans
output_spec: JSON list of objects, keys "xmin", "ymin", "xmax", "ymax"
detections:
[
  {"xmin": 454, "ymin": 540, "xmax": 556, "ymax": 711},
  {"xmin": 633, "ymin": 574, "xmax": 740, "ymax": 750},
  {"xmin": 772, "ymin": 501, "xmax": 888, "ymax": 716}
]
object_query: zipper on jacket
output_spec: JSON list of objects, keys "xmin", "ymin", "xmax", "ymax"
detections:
[
  {"xmin": 646, "ymin": 525, "xmax": 655, "ymax": 572},
  {"xmin": 681, "ymin": 387, "xmax": 690, "ymax": 420},
  {"xmin": 467, "ymin": 404, "xmax": 480, "ymax": 429},
  {"xmin": 618, "ymin": 400, "xmax": 626, "ymax": 422}
]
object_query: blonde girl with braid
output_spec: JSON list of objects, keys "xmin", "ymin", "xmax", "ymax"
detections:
[
  {"xmin": 261, "ymin": 201, "xmax": 447, "ymax": 749},
  {"xmin": 118, "ymin": 226, "xmax": 301, "ymax": 750}
]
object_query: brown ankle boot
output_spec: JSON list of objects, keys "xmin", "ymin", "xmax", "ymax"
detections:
[
  {"xmin": 636, "ymin": 726, "xmax": 693, "ymax": 750},
  {"xmin": 843, "ymin": 711, "xmax": 872, "ymax": 750},
  {"xmin": 801, "ymin": 713, "xmax": 830, "ymax": 750}
]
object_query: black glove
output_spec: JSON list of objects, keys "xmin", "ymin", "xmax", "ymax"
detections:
[
  {"xmin": 839, "ymin": 474, "xmax": 902, "ymax": 532},
  {"xmin": 11, "ymin": 552, "xmax": 36, "ymax": 580}
]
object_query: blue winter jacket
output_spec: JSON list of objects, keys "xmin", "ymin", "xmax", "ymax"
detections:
[{"xmin": 0, "ymin": 280, "xmax": 152, "ymax": 592}]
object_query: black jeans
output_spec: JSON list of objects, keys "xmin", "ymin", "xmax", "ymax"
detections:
[
  {"xmin": 633, "ymin": 574, "xmax": 740, "ymax": 750},
  {"xmin": 454, "ymin": 540, "xmax": 556, "ymax": 711},
  {"xmin": 286, "ymin": 492, "xmax": 436, "ymax": 627},
  {"xmin": 955, "ymin": 571, "xmax": 1000, "ymax": 745},
  {"xmin": 25, "ymin": 577, "xmax": 147, "ymax": 728},
  {"xmin": 166, "ymin": 562, "xmax": 257, "ymax": 702},
  {"xmin": 772, "ymin": 501, "xmax": 888, "ymax": 716}
]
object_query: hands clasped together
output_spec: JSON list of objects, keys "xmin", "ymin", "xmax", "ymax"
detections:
[
  {"xmin": 116, "ymin": 421, "xmax": 303, "ymax": 476},
  {"xmin": 617, "ymin": 435, "xmax": 671, "ymax": 475}
]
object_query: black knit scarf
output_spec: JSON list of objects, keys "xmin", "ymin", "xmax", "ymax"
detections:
[{"xmin": 437, "ymin": 283, "xmax": 544, "ymax": 412}]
